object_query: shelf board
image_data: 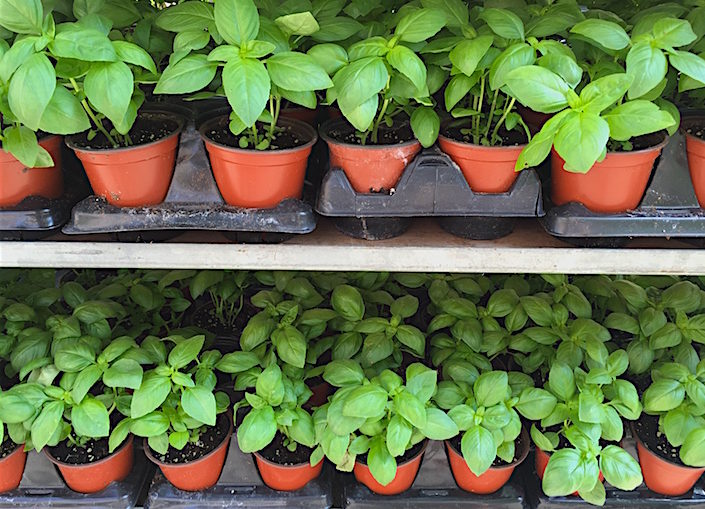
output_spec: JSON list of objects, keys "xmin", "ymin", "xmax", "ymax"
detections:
[{"xmin": 1, "ymin": 219, "xmax": 703, "ymax": 274}]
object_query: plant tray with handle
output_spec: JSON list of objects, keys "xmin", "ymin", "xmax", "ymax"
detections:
[
  {"xmin": 144, "ymin": 437, "xmax": 332, "ymax": 509},
  {"xmin": 62, "ymin": 103, "xmax": 317, "ymax": 243},
  {"xmin": 0, "ymin": 442, "xmax": 153, "ymax": 508},
  {"xmin": 541, "ymin": 131, "xmax": 705, "ymax": 247},
  {"xmin": 525, "ymin": 438, "xmax": 705, "ymax": 508},
  {"xmin": 316, "ymin": 148, "xmax": 544, "ymax": 241},
  {"xmin": 340, "ymin": 440, "xmax": 526, "ymax": 509}
]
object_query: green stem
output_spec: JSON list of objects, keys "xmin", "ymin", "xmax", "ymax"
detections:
[
  {"xmin": 371, "ymin": 96, "xmax": 390, "ymax": 145},
  {"xmin": 70, "ymin": 79, "xmax": 118, "ymax": 147},
  {"xmin": 484, "ymin": 89, "xmax": 500, "ymax": 142},
  {"xmin": 491, "ymin": 98, "xmax": 516, "ymax": 143}
]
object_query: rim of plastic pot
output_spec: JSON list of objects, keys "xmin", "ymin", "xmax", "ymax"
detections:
[
  {"xmin": 447, "ymin": 426, "xmax": 531, "ymax": 470},
  {"xmin": 631, "ymin": 421, "xmax": 705, "ymax": 471},
  {"xmin": 252, "ymin": 449, "xmax": 324, "ymax": 469},
  {"xmin": 318, "ymin": 117, "xmax": 421, "ymax": 150},
  {"xmin": 357, "ymin": 439, "xmax": 429, "ymax": 468},
  {"xmin": 44, "ymin": 434, "xmax": 134, "ymax": 468},
  {"xmin": 438, "ymin": 119, "xmax": 528, "ymax": 150}
]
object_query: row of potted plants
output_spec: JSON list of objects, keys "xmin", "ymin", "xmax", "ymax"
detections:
[
  {"xmin": 1, "ymin": 0, "xmax": 704, "ymax": 220},
  {"xmin": 2, "ymin": 269, "xmax": 705, "ymax": 504}
]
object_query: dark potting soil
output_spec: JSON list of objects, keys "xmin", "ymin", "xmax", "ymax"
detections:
[
  {"xmin": 357, "ymin": 439, "xmax": 426, "ymax": 466},
  {"xmin": 441, "ymin": 124, "xmax": 527, "ymax": 146},
  {"xmin": 154, "ymin": 413, "xmax": 230, "ymax": 464},
  {"xmin": 258, "ymin": 432, "xmax": 316, "ymax": 466},
  {"xmin": 0, "ymin": 437, "xmax": 19, "ymax": 460},
  {"xmin": 326, "ymin": 122, "xmax": 416, "ymax": 146},
  {"xmin": 686, "ymin": 125, "xmax": 705, "ymax": 141},
  {"xmin": 48, "ymin": 436, "xmax": 113, "ymax": 464},
  {"xmin": 448, "ymin": 430, "xmax": 526, "ymax": 467},
  {"xmin": 188, "ymin": 301, "xmax": 256, "ymax": 344},
  {"xmin": 71, "ymin": 115, "xmax": 179, "ymax": 150},
  {"xmin": 634, "ymin": 414, "xmax": 685, "ymax": 466},
  {"xmin": 609, "ymin": 131, "xmax": 667, "ymax": 152},
  {"xmin": 205, "ymin": 118, "xmax": 310, "ymax": 150}
]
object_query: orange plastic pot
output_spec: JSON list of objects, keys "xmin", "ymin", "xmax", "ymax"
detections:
[
  {"xmin": 320, "ymin": 119, "xmax": 421, "ymax": 193},
  {"xmin": 685, "ymin": 126, "xmax": 705, "ymax": 208},
  {"xmin": 535, "ymin": 447, "xmax": 604, "ymax": 496},
  {"xmin": 0, "ymin": 135, "xmax": 63, "ymax": 207},
  {"xmin": 144, "ymin": 414, "xmax": 233, "ymax": 492},
  {"xmin": 438, "ymin": 135, "xmax": 524, "ymax": 193},
  {"xmin": 305, "ymin": 381, "xmax": 332, "ymax": 409},
  {"xmin": 446, "ymin": 428, "xmax": 530, "ymax": 494},
  {"xmin": 67, "ymin": 113, "xmax": 183, "ymax": 207},
  {"xmin": 281, "ymin": 107, "xmax": 318, "ymax": 127},
  {"xmin": 201, "ymin": 117, "xmax": 316, "ymax": 208},
  {"xmin": 633, "ymin": 425, "xmax": 705, "ymax": 496},
  {"xmin": 517, "ymin": 105, "xmax": 554, "ymax": 135},
  {"xmin": 253, "ymin": 452, "xmax": 323, "ymax": 491},
  {"xmin": 550, "ymin": 139, "xmax": 666, "ymax": 214},
  {"xmin": 0, "ymin": 444, "xmax": 27, "ymax": 493},
  {"xmin": 45, "ymin": 435, "xmax": 134, "ymax": 494},
  {"xmin": 353, "ymin": 441, "xmax": 427, "ymax": 495}
]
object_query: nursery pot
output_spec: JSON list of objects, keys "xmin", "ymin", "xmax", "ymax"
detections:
[
  {"xmin": 281, "ymin": 107, "xmax": 319, "ymax": 127},
  {"xmin": 201, "ymin": 116, "xmax": 317, "ymax": 208},
  {"xmin": 306, "ymin": 381, "xmax": 332, "ymax": 409},
  {"xmin": 550, "ymin": 136, "xmax": 667, "ymax": 214},
  {"xmin": 353, "ymin": 441, "xmax": 427, "ymax": 495},
  {"xmin": 535, "ymin": 447, "xmax": 604, "ymax": 496},
  {"xmin": 66, "ymin": 112, "xmax": 183, "ymax": 207},
  {"xmin": 45, "ymin": 435, "xmax": 134, "ymax": 494},
  {"xmin": 445, "ymin": 427, "xmax": 530, "ymax": 494},
  {"xmin": 517, "ymin": 105, "xmax": 553, "ymax": 134},
  {"xmin": 253, "ymin": 451, "xmax": 324, "ymax": 491},
  {"xmin": 0, "ymin": 444, "xmax": 27, "ymax": 493},
  {"xmin": 320, "ymin": 118, "xmax": 421, "ymax": 193},
  {"xmin": 633, "ymin": 423, "xmax": 705, "ymax": 496},
  {"xmin": 0, "ymin": 135, "xmax": 63, "ymax": 207},
  {"xmin": 144, "ymin": 413, "xmax": 233, "ymax": 491},
  {"xmin": 683, "ymin": 118, "xmax": 705, "ymax": 208},
  {"xmin": 438, "ymin": 133, "xmax": 525, "ymax": 193}
]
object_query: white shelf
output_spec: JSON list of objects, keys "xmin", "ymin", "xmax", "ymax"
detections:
[{"xmin": 1, "ymin": 219, "xmax": 704, "ymax": 274}]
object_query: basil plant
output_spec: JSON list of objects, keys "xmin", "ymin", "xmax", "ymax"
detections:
[
  {"xmin": 126, "ymin": 335, "xmax": 230, "ymax": 455},
  {"xmin": 155, "ymin": 0, "xmax": 333, "ymax": 150},
  {"xmin": 314, "ymin": 360, "xmax": 458, "ymax": 486},
  {"xmin": 641, "ymin": 360, "xmax": 705, "ymax": 468}
]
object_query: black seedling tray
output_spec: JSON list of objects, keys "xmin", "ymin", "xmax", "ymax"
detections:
[
  {"xmin": 62, "ymin": 103, "xmax": 317, "ymax": 243},
  {"xmin": 340, "ymin": 440, "xmax": 527, "ymax": 509},
  {"xmin": 0, "ymin": 443, "xmax": 154, "ymax": 508},
  {"xmin": 542, "ymin": 129, "xmax": 705, "ymax": 247},
  {"xmin": 0, "ymin": 151, "xmax": 89, "ymax": 241},
  {"xmin": 525, "ymin": 438, "xmax": 705, "ymax": 508},
  {"xmin": 145, "ymin": 438, "xmax": 332, "ymax": 508},
  {"xmin": 316, "ymin": 148, "xmax": 544, "ymax": 241}
]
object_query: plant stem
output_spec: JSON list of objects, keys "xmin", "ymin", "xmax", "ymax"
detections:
[
  {"xmin": 371, "ymin": 97, "xmax": 390, "ymax": 145},
  {"xmin": 69, "ymin": 79, "xmax": 118, "ymax": 147},
  {"xmin": 491, "ymin": 98, "xmax": 516, "ymax": 143},
  {"xmin": 484, "ymin": 89, "xmax": 499, "ymax": 142}
]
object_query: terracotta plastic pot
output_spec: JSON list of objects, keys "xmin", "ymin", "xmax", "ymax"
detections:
[
  {"xmin": 535, "ymin": 447, "xmax": 604, "ymax": 496},
  {"xmin": 201, "ymin": 117, "xmax": 316, "ymax": 209},
  {"xmin": 684, "ymin": 122, "xmax": 705, "ymax": 208},
  {"xmin": 253, "ymin": 451, "xmax": 323, "ymax": 491},
  {"xmin": 67, "ymin": 112, "xmax": 183, "ymax": 207},
  {"xmin": 550, "ymin": 138, "xmax": 667, "ymax": 214},
  {"xmin": 45, "ymin": 435, "xmax": 134, "ymax": 494},
  {"xmin": 144, "ymin": 414, "xmax": 233, "ymax": 491},
  {"xmin": 306, "ymin": 381, "xmax": 332, "ymax": 409},
  {"xmin": 320, "ymin": 119, "xmax": 421, "ymax": 193},
  {"xmin": 517, "ymin": 105, "xmax": 554, "ymax": 135},
  {"xmin": 281, "ymin": 107, "xmax": 318, "ymax": 127},
  {"xmin": 0, "ymin": 135, "xmax": 63, "ymax": 207},
  {"xmin": 446, "ymin": 428, "xmax": 530, "ymax": 494},
  {"xmin": 438, "ymin": 134, "xmax": 525, "ymax": 193},
  {"xmin": 0, "ymin": 444, "xmax": 27, "ymax": 493},
  {"xmin": 633, "ymin": 425, "xmax": 705, "ymax": 496},
  {"xmin": 353, "ymin": 441, "xmax": 427, "ymax": 495}
]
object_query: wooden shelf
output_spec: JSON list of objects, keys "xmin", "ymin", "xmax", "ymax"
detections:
[{"xmin": 1, "ymin": 218, "xmax": 703, "ymax": 274}]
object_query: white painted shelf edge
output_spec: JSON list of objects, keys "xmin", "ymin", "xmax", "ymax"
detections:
[{"xmin": 1, "ymin": 219, "xmax": 704, "ymax": 275}]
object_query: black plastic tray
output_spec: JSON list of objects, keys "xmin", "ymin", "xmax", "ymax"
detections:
[
  {"xmin": 340, "ymin": 440, "xmax": 527, "ymax": 508},
  {"xmin": 0, "ymin": 443, "xmax": 154, "ymax": 508},
  {"xmin": 525, "ymin": 438, "xmax": 705, "ymax": 508},
  {"xmin": 542, "ymin": 128, "xmax": 705, "ymax": 247},
  {"xmin": 62, "ymin": 102, "xmax": 317, "ymax": 243},
  {"xmin": 145, "ymin": 437, "xmax": 332, "ymax": 509},
  {"xmin": 316, "ymin": 148, "xmax": 544, "ymax": 241}
]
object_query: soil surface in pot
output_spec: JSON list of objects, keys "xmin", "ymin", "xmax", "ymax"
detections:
[
  {"xmin": 47, "ymin": 436, "xmax": 113, "ymax": 464},
  {"xmin": 607, "ymin": 131, "xmax": 666, "ymax": 152},
  {"xmin": 153, "ymin": 413, "xmax": 230, "ymax": 464},
  {"xmin": 441, "ymin": 124, "xmax": 526, "ymax": 146},
  {"xmin": 259, "ymin": 432, "xmax": 315, "ymax": 466},
  {"xmin": 448, "ymin": 430, "xmax": 526, "ymax": 467},
  {"xmin": 634, "ymin": 414, "xmax": 684, "ymax": 466},
  {"xmin": 188, "ymin": 300, "xmax": 257, "ymax": 342},
  {"xmin": 205, "ymin": 120, "xmax": 308, "ymax": 150},
  {"xmin": 0, "ymin": 438, "xmax": 18, "ymax": 460},
  {"xmin": 71, "ymin": 116, "xmax": 179, "ymax": 150},
  {"xmin": 686, "ymin": 125, "xmax": 705, "ymax": 141},
  {"xmin": 327, "ymin": 122, "xmax": 415, "ymax": 146},
  {"xmin": 357, "ymin": 440, "xmax": 425, "ymax": 466},
  {"xmin": 305, "ymin": 350, "xmax": 332, "ymax": 389}
]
